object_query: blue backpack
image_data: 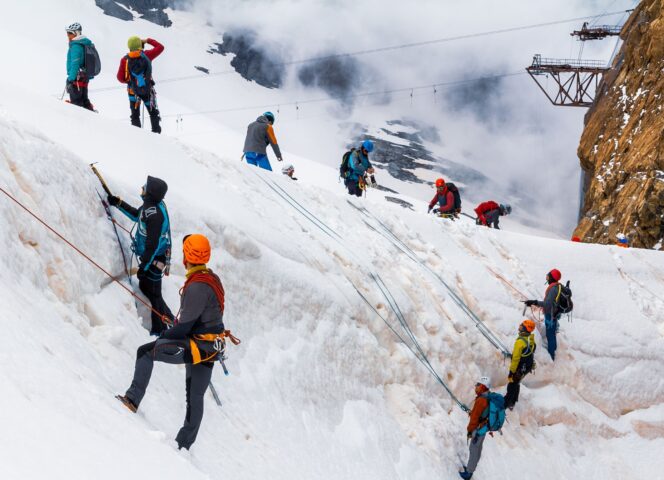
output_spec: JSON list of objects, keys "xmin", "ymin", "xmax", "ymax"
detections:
[
  {"xmin": 478, "ymin": 392, "xmax": 506, "ymax": 434},
  {"xmin": 126, "ymin": 52, "xmax": 153, "ymax": 98}
]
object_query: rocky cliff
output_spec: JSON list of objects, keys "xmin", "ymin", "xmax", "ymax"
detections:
[{"xmin": 574, "ymin": 0, "xmax": 664, "ymax": 248}]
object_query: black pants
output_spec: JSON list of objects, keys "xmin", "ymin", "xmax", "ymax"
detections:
[
  {"xmin": 129, "ymin": 93, "xmax": 161, "ymax": 133},
  {"xmin": 345, "ymin": 178, "xmax": 363, "ymax": 197},
  {"xmin": 504, "ymin": 370, "xmax": 528, "ymax": 409},
  {"xmin": 69, "ymin": 84, "xmax": 94, "ymax": 111},
  {"xmin": 138, "ymin": 265, "xmax": 173, "ymax": 335},
  {"xmin": 125, "ymin": 339, "xmax": 214, "ymax": 450}
]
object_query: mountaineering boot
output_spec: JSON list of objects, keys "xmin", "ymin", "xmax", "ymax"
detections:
[
  {"xmin": 115, "ymin": 394, "xmax": 138, "ymax": 413},
  {"xmin": 459, "ymin": 467, "xmax": 473, "ymax": 479}
]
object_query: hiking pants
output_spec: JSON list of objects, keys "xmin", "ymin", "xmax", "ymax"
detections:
[
  {"xmin": 504, "ymin": 370, "xmax": 528, "ymax": 409},
  {"xmin": 125, "ymin": 339, "xmax": 214, "ymax": 450},
  {"xmin": 129, "ymin": 93, "xmax": 161, "ymax": 133},
  {"xmin": 68, "ymin": 83, "xmax": 94, "ymax": 111},
  {"xmin": 545, "ymin": 314, "xmax": 558, "ymax": 360},
  {"xmin": 245, "ymin": 152, "xmax": 272, "ymax": 171},
  {"xmin": 466, "ymin": 433, "xmax": 486, "ymax": 473},
  {"xmin": 345, "ymin": 177, "xmax": 363, "ymax": 197},
  {"xmin": 138, "ymin": 265, "xmax": 173, "ymax": 335}
]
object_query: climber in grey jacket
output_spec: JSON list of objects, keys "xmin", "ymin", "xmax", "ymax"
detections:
[{"xmin": 242, "ymin": 111, "xmax": 283, "ymax": 171}]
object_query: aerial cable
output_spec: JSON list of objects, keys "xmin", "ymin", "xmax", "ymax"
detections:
[{"xmin": 89, "ymin": 9, "xmax": 631, "ymax": 93}]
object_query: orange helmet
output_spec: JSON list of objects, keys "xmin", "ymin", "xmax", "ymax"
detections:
[
  {"xmin": 520, "ymin": 319, "xmax": 536, "ymax": 333},
  {"xmin": 183, "ymin": 234, "xmax": 211, "ymax": 265},
  {"xmin": 435, "ymin": 178, "xmax": 445, "ymax": 188}
]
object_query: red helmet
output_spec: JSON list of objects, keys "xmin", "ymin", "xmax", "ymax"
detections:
[
  {"xmin": 435, "ymin": 178, "xmax": 445, "ymax": 188},
  {"xmin": 548, "ymin": 269, "xmax": 562, "ymax": 281}
]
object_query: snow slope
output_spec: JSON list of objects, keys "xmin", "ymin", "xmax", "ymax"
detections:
[{"xmin": 2, "ymin": 69, "xmax": 664, "ymax": 480}]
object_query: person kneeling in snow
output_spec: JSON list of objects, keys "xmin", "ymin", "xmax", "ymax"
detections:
[
  {"xmin": 503, "ymin": 320, "xmax": 536, "ymax": 410},
  {"xmin": 474, "ymin": 201, "xmax": 511, "ymax": 229},
  {"xmin": 116, "ymin": 234, "xmax": 228, "ymax": 450}
]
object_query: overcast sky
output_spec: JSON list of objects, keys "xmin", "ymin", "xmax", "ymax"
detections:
[{"xmin": 189, "ymin": 0, "xmax": 637, "ymax": 234}]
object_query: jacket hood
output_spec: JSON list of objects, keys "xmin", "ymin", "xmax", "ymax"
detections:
[
  {"xmin": 70, "ymin": 35, "xmax": 92, "ymax": 46},
  {"xmin": 256, "ymin": 115, "xmax": 270, "ymax": 124},
  {"xmin": 145, "ymin": 176, "xmax": 168, "ymax": 202}
]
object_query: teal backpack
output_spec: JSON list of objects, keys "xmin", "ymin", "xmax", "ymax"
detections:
[{"xmin": 478, "ymin": 392, "xmax": 506, "ymax": 435}]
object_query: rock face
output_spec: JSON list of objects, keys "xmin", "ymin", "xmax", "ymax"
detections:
[
  {"xmin": 94, "ymin": 0, "xmax": 173, "ymax": 27},
  {"xmin": 574, "ymin": 0, "xmax": 664, "ymax": 248}
]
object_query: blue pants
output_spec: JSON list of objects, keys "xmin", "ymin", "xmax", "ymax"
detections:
[
  {"xmin": 245, "ymin": 152, "xmax": 272, "ymax": 171},
  {"xmin": 545, "ymin": 314, "xmax": 558, "ymax": 360}
]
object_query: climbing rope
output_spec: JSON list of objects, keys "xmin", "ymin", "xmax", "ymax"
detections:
[{"xmin": 0, "ymin": 185, "xmax": 171, "ymax": 325}]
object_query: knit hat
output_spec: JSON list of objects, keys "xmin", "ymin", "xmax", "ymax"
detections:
[{"xmin": 127, "ymin": 36, "xmax": 143, "ymax": 52}]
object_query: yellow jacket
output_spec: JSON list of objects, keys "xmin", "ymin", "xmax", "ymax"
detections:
[{"xmin": 509, "ymin": 333, "xmax": 536, "ymax": 373}]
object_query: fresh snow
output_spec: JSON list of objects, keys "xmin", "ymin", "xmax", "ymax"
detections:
[{"xmin": 1, "ymin": 2, "xmax": 664, "ymax": 480}]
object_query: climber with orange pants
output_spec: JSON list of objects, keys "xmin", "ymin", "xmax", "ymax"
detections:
[
  {"xmin": 503, "ymin": 320, "xmax": 537, "ymax": 410},
  {"xmin": 116, "ymin": 234, "xmax": 227, "ymax": 450}
]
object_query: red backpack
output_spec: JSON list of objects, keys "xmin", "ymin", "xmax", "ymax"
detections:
[{"xmin": 474, "ymin": 201, "xmax": 500, "ymax": 216}]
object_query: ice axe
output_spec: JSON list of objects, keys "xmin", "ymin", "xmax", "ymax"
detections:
[{"xmin": 90, "ymin": 163, "xmax": 114, "ymax": 197}]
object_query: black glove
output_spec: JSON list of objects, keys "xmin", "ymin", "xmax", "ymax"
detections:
[
  {"xmin": 467, "ymin": 431, "xmax": 473, "ymax": 440},
  {"xmin": 136, "ymin": 263, "xmax": 148, "ymax": 280},
  {"xmin": 66, "ymin": 80, "xmax": 75, "ymax": 94},
  {"xmin": 508, "ymin": 372, "xmax": 514, "ymax": 380},
  {"xmin": 523, "ymin": 300, "xmax": 537, "ymax": 307},
  {"xmin": 107, "ymin": 195, "xmax": 120, "ymax": 207}
]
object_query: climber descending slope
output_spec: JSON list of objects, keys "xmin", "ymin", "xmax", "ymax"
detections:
[{"xmin": 242, "ymin": 112, "xmax": 283, "ymax": 171}]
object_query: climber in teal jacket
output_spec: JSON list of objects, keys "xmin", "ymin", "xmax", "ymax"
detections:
[{"xmin": 65, "ymin": 22, "xmax": 95, "ymax": 110}]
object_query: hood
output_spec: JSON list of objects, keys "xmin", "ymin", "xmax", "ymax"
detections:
[
  {"xmin": 144, "ymin": 176, "xmax": 168, "ymax": 202},
  {"xmin": 70, "ymin": 35, "xmax": 92, "ymax": 46},
  {"xmin": 256, "ymin": 115, "xmax": 270, "ymax": 124}
]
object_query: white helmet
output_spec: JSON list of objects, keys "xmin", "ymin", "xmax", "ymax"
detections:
[
  {"xmin": 66, "ymin": 22, "xmax": 82, "ymax": 34},
  {"xmin": 281, "ymin": 164, "xmax": 294, "ymax": 174},
  {"xmin": 477, "ymin": 376, "xmax": 491, "ymax": 389}
]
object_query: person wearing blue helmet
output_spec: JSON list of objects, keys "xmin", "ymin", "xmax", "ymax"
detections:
[
  {"xmin": 242, "ymin": 111, "xmax": 283, "ymax": 171},
  {"xmin": 345, "ymin": 139, "xmax": 376, "ymax": 197}
]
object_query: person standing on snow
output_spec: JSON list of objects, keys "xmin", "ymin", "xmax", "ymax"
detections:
[
  {"xmin": 345, "ymin": 140, "xmax": 376, "ymax": 197},
  {"xmin": 116, "ymin": 36, "xmax": 165, "ymax": 133},
  {"xmin": 474, "ymin": 201, "xmax": 511, "ymax": 229},
  {"xmin": 459, "ymin": 377, "xmax": 493, "ymax": 480},
  {"xmin": 116, "ymin": 234, "xmax": 227, "ymax": 450},
  {"xmin": 65, "ymin": 23, "xmax": 96, "ymax": 111},
  {"xmin": 503, "ymin": 320, "xmax": 536, "ymax": 410},
  {"xmin": 107, "ymin": 176, "xmax": 173, "ymax": 335},
  {"xmin": 524, "ymin": 269, "xmax": 562, "ymax": 361},
  {"xmin": 242, "ymin": 112, "xmax": 283, "ymax": 171},
  {"xmin": 428, "ymin": 178, "xmax": 456, "ymax": 216}
]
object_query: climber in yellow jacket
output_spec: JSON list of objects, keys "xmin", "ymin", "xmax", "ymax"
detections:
[{"xmin": 503, "ymin": 320, "xmax": 536, "ymax": 410}]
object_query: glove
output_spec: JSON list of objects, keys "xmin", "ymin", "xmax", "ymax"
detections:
[
  {"xmin": 508, "ymin": 372, "xmax": 513, "ymax": 381},
  {"xmin": 107, "ymin": 195, "xmax": 120, "ymax": 207},
  {"xmin": 523, "ymin": 300, "xmax": 537, "ymax": 307},
  {"xmin": 467, "ymin": 431, "xmax": 473, "ymax": 440},
  {"xmin": 136, "ymin": 262, "xmax": 148, "ymax": 280},
  {"xmin": 66, "ymin": 80, "xmax": 75, "ymax": 94},
  {"xmin": 277, "ymin": 157, "xmax": 283, "ymax": 162}
]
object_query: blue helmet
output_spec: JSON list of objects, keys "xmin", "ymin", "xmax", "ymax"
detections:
[
  {"xmin": 263, "ymin": 111, "xmax": 275, "ymax": 124},
  {"xmin": 362, "ymin": 139, "xmax": 374, "ymax": 153}
]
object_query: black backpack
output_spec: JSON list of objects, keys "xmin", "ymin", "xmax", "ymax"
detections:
[
  {"xmin": 555, "ymin": 281, "xmax": 574, "ymax": 315},
  {"xmin": 126, "ymin": 52, "xmax": 153, "ymax": 98},
  {"xmin": 446, "ymin": 182, "xmax": 462, "ymax": 211},
  {"xmin": 340, "ymin": 148, "xmax": 355, "ymax": 179},
  {"xmin": 83, "ymin": 43, "xmax": 101, "ymax": 77}
]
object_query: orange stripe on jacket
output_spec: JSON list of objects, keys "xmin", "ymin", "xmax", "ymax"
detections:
[{"xmin": 266, "ymin": 124, "xmax": 278, "ymax": 145}]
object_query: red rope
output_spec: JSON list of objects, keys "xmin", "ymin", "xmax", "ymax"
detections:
[
  {"xmin": 0, "ymin": 185, "xmax": 169, "ymax": 324},
  {"xmin": 486, "ymin": 266, "xmax": 542, "ymax": 321}
]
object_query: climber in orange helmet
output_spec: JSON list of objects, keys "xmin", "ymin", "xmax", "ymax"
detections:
[{"xmin": 503, "ymin": 320, "xmax": 537, "ymax": 410}]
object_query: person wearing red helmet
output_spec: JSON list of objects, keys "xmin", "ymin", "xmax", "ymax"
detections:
[
  {"xmin": 524, "ymin": 269, "xmax": 562, "ymax": 360},
  {"xmin": 428, "ymin": 178, "xmax": 455, "ymax": 216},
  {"xmin": 504, "ymin": 320, "xmax": 537, "ymax": 410},
  {"xmin": 116, "ymin": 234, "xmax": 227, "ymax": 450}
]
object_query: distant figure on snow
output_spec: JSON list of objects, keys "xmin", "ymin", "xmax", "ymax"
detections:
[
  {"xmin": 428, "ymin": 178, "xmax": 459, "ymax": 216},
  {"xmin": 474, "ymin": 201, "xmax": 511, "ymax": 229},
  {"xmin": 243, "ymin": 112, "xmax": 283, "ymax": 171},
  {"xmin": 281, "ymin": 163, "xmax": 297, "ymax": 180},
  {"xmin": 65, "ymin": 23, "xmax": 97, "ymax": 111},
  {"xmin": 459, "ymin": 376, "xmax": 504, "ymax": 479},
  {"xmin": 116, "ymin": 234, "xmax": 227, "ymax": 451},
  {"xmin": 117, "ymin": 36, "xmax": 165, "ymax": 133},
  {"xmin": 107, "ymin": 176, "xmax": 173, "ymax": 335},
  {"xmin": 524, "ymin": 269, "xmax": 566, "ymax": 361},
  {"xmin": 343, "ymin": 140, "xmax": 376, "ymax": 197},
  {"xmin": 503, "ymin": 320, "xmax": 536, "ymax": 410}
]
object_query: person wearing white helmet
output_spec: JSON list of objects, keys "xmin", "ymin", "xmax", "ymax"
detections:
[
  {"xmin": 281, "ymin": 163, "xmax": 297, "ymax": 180},
  {"xmin": 65, "ymin": 22, "xmax": 97, "ymax": 111},
  {"xmin": 459, "ymin": 376, "xmax": 492, "ymax": 480}
]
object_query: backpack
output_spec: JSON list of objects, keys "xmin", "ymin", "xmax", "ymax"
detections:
[
  {"xmin": 554, "ymin": 281, "xmax": 574, "ymax": 315},
  {"xmin": 339, "ymin": 148, "xmax": 355, "ymax": 179},
  {"xmin": 479, "ymin": 392, "xmax": 506, "ymax": 434},
  {"xmin": 474, "ymin": 200, "xmax": 499, "ymax": 216},
  {"xmin": 446, "ymin": 182, "xmax": 462, "ymax": 212},
  {"xmin": 83, "ymin": 43, "xmax": 101, "ymax": 77},
  {"xmin": 126, "ymin": 52, "xmax": 153, "ymax": 98}
]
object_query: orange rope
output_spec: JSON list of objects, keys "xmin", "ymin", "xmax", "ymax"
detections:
[
  {"xmin": 0, "ymin": 185, "xmax": 170, "ymax": 325},
  {"xmin": 486, "ymin": 266, "xmax": 542, "ymax": 321}
]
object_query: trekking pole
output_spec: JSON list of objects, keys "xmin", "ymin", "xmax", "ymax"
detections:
[
  {"xmin": 209, "ymin": 383, "xmax": 222, "ymax": 407},
  {"xmin": 141, "ymin": 103, "xmax": 145, "ymax": 129},
  {"xmin": 60, "ymin": 85, "xmax": 67, "ymax": 101}
]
